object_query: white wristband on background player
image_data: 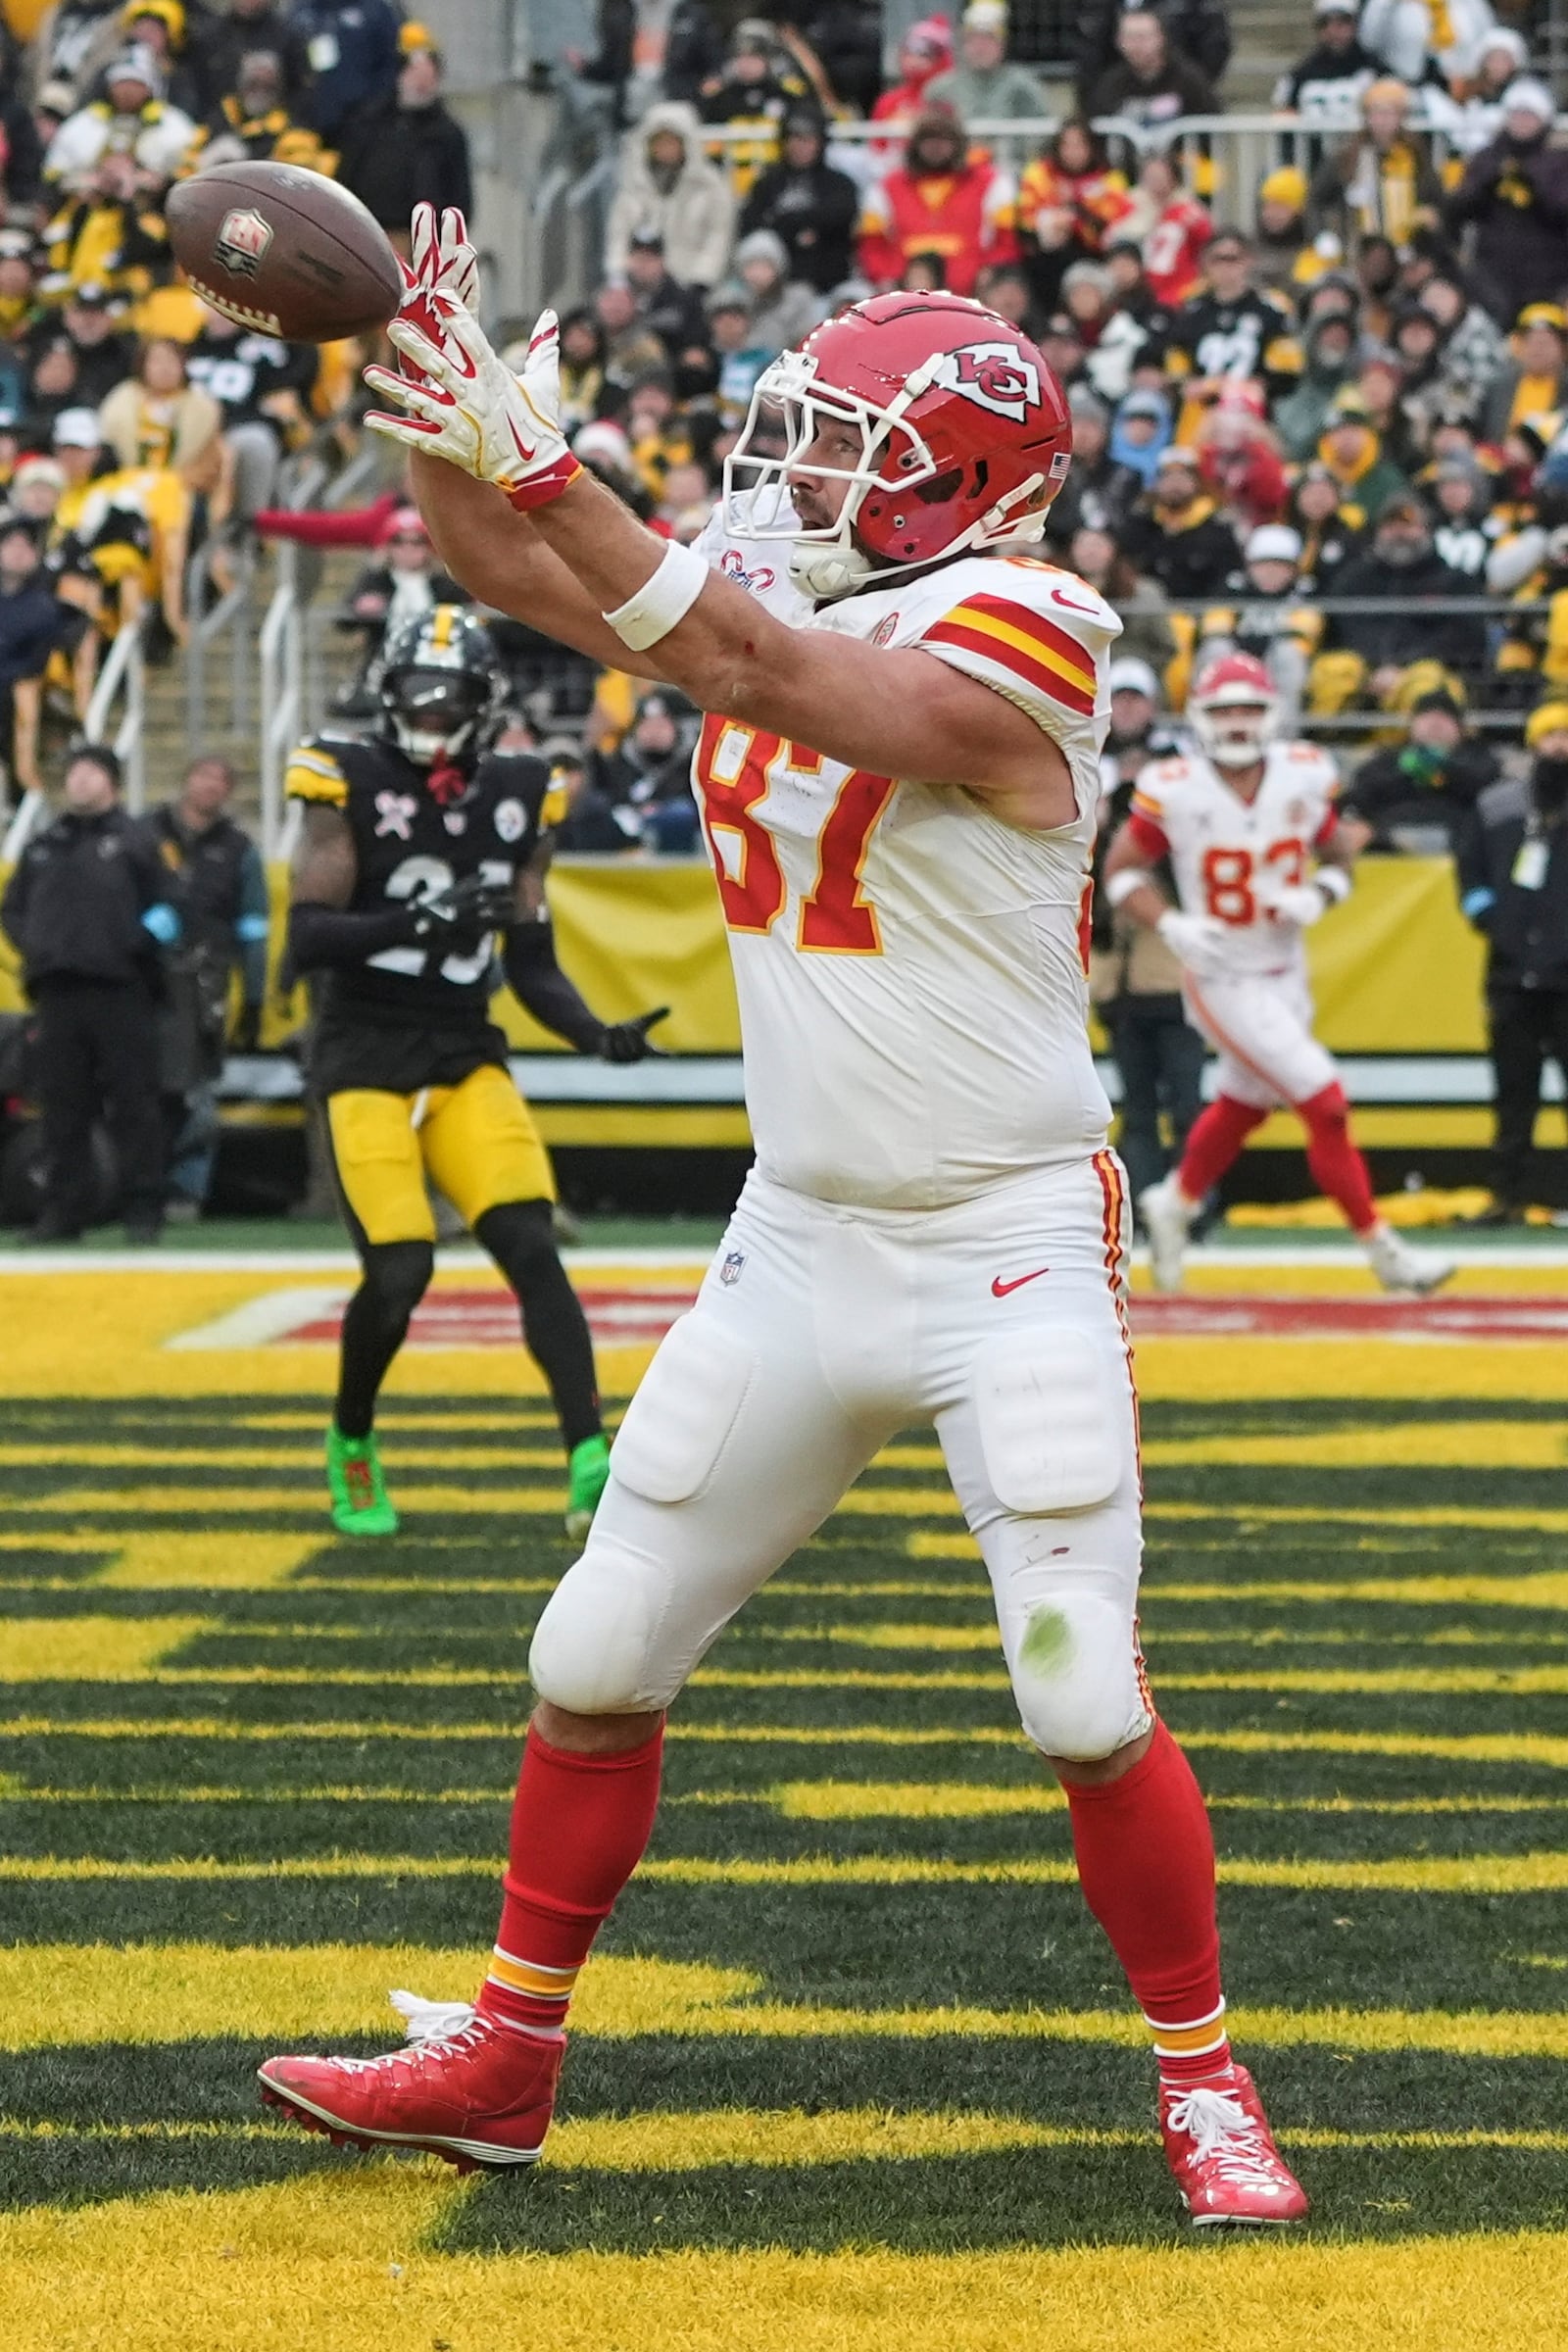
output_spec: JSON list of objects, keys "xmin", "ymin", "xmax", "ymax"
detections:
[
  {"xmin": 603, "ymin": 542, "xmax": 709, "ymax": 651},
  {"xmin": 1156, "ymin": 907, "xmax": 1228, "ymax": 974},
  {"xmin": 1104, "ymin": 867, "xmax": 1151, "ymax": 910}
]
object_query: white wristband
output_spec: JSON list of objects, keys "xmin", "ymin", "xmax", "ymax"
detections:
[
  {"xmin": 1104, "ymin": 866, "xmax": 1151, "ymax": 909},
  {"xmin": 601, "ymin": 541, "xmax": 709, "ymax": 652},
  {"xmin": 1315, "ymin": 865, "xmax": 1352, "ymax": 906}
]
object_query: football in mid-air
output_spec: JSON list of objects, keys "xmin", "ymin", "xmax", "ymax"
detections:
[{"xmin": 166, "ymin": 161, "xmax": 403, "ymax": 342}]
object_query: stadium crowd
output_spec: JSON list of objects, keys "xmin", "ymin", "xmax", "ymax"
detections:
[{"xmin": 4, "ymin": 0, "xmax": 1568, "ymax": 1238}]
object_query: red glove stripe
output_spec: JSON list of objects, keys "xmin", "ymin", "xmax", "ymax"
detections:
[{"xmin": 507, "ymin": 457, "xmax": 583, "ymax": 514}]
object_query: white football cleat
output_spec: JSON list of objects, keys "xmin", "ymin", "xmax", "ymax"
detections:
[
  {"xmin": 1140, "ymin": 1175, "xmax": 1195, "ymax": 1293},
  {"xmin": 1365, "ymin": 1225, "xmax": 1456, "ymax": 1296}
]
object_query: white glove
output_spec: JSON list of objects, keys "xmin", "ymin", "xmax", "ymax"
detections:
[
  {"xmin": 365, "ymin": 300, "xmax": 581, "ymax": 512},
  {"xmin": 1263, "ymin": 880, "xmax": 1328, "ymax": 929},
  {"xmin": 409, "ymin": 201, "xmax": 478, "ymax": 312},
  {"xmin": 1156, "ymin": 907, "xmax": 1230, "ymax": 976}
]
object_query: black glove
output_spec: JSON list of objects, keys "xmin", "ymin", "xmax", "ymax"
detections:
[
  {"xmin": 411, "ymin": 872, "xmax": 518, "ymax": 938},
  {"xmin": 599, "ymin": 1006, "xmax": 669, "ymax": 1062},
  {"xmin": 229, "ymin": 1002, "xmax": 262, "ymax": 1054}
]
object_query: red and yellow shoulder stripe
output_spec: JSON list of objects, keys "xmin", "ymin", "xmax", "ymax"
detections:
[{"xmin": 921, "ymin": 594, "xmax": 1098, "ymax": 717}]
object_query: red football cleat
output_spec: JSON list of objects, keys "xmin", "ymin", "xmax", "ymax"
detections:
[
  {"xmin": 258, "ymin": 1993, "xmax": 563, "ymax": 2174},
  {"xmin": 1159, "ymin": 2064, "xmax": 1309, "ymax": 2226}
]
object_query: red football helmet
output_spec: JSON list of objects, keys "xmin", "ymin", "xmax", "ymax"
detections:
[
  {"xmin": 724, "ymin": 291, "xmax": 1073, "ymax": 600},
  {"xmin": 1189, "ymin": 651, "xmax": 1279, "ymax": 767}
]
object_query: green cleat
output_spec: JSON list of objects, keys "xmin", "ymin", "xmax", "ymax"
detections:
[
  {"xmin": 325, "ymin": 1424, "xmax": 399, "ymax": 1537},
  {"xmin": 564, "ymin": 1433, "xmax": 611, "ymax": 1542}
]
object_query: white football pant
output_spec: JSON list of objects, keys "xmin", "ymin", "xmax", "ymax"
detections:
[
  {"xmin": 1182, "ymin": 967, "xmax": 1339, "ymax": 1110},
  {"xmin": 530, "ymin": 1153, "xmax": 1152, "ymax": 1763}
]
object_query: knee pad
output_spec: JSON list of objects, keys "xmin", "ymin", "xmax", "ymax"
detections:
[
  {"xmin": 972, "ymin": 1326, "xmax": 1127, "ymax": 1518},
  {"xmin": 529, "ymin": 1539, "xmax": 676, "ymax": 1714},
  {"xmin": 1008, "ymin": 1589, "xmax": 1152, "ymax": 1762},
  {"xmin": 357, "ymin": 1240, "xmax": 433, "ymax": 1329},
  {"xmin": 474, "ymin": 1198, "xmax": 556, "ymax": 1287}
]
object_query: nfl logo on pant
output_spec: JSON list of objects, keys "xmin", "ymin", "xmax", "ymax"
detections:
[{"xmin": 719, "ymin": 1250, "xmax": 746, "ymax": 1287}]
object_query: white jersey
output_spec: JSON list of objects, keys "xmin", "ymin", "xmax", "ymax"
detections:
[
  {"xmin": 1129, "ymin": 739, "xmax": 1342, "ymax": 980},
  {"xmin": 692, "ymin": 504, "xmax": 1122, "ymax": 1209}
]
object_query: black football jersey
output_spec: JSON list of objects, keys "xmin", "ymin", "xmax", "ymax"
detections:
[{"xmin": 286, "ymin": 734, "xmax": 566, "ymax": 1025}]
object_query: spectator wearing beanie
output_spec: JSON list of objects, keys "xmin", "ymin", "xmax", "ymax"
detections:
[
  {"xmin": 1346, "ymin": 685, "xmax": 1498, "ymax": 848},
  {"xmin": 44, "ymin": 45, "xmax": 198, "ymax": 190},
  {"xmin": 620, "ymin": 229, "xmax": 710, "ymax": 361},
  {"xmin": 925, "ymin": 3, "xmax": 1051, "ymax": 124},
  {"xmin": 1314, "ymin": 385, "xmax": 1409, "ymax": 521},
  {"xmin": 1483, "ymin": 305, "xmax": 1568, "ymax": 441},
  {"xmin": 1274, "ymin": 313, "xmax": 1360, "ymax": 460},
  {"xmin": 1047, "ymin": 383, "xmax": 1141, "ymax": 543},
  {"xmin": 732, "ymin": 229, "xmax": 822, "ymax": 356},
  {"xmin": 1253, "ymin": 168, "xmax": 1315, "ymax": 294},
  {"xmin": 869, "ymin": 16, "xmax": 952, "ymax": 156},
  {"xmin": 697, "ymin": 20, "xmax": 810, "ymax": 200},
  {"xmin": 1308, "ymin": 490, "xmax": 1485, "ymax": 716},
  {"xmin": 1424, "ymin": 451, "xmax": 1500, "ymax": 581},
  {"xmin": 1193, "ymin": 522, "xmax": 1321, "ymax": 728},
  {"xmin": 605, "ymin": 100, "xmax": 737, "ymax": 289},
  {"xmin": 740, "ymin": 110, "xmax": 859, "ymax": 298},
  {"xmin": 858, "ymin": 107, "xmax": 1017, "ymax": 299},
  {"xmin": 1447, "ymin": 80, "xmax": 1568, "ymax": 326},
  {"xmin": 1123, "ymin": 443, "xmax": 1242, "ymax": 600},
  {"xmin": 336, "ymin": 28, "xmax": 472, "ymax": 234},
  {"xmin": 1310, "ymin": 76, "xmax": 1443, "ymax": 249},
  {"xmin": 1274, "ymin": 0, "xmax": 1378, "ymax": 122},
  {"xmin": 1444, "ymin": 27, "xmax": 1530, "ymax": 158}
]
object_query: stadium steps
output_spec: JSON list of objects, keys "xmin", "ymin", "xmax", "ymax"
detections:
[{"xmin": 147, "ymin": 541, "xmax": 368, "ymax": 824}]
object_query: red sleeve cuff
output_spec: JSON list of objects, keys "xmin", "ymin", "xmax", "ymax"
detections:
[{"xmin": 1127, "ymin": 811, "xmax": 1170, "ymax": 859}]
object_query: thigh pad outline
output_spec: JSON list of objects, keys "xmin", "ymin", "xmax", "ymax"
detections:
[
  {"xmin": 610, "ymin": 1311, "xmax": 756, "ymax": 1506},
  {"xmin": 971, "ymin": 1324, "xmax": 1125, "ymax": 1517}
]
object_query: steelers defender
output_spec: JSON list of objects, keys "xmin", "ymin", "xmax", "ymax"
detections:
[{"xmin": 285, "ymin": 605, "xmax": 665, "ymax": 1540}]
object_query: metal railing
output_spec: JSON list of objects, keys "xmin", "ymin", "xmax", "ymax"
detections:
[
  {"xmin": 183, "ymin": 537, "xmax": 256, "ymax": 762},
  {"xmin": 83, "ymin": 612, "xmax": 149, "ymax": 810},
  {"xmin": 1160, "ymin": 595, "xmax": 1553, "ymax": 742},
  {"xmin": 700, "ymin": 107, "xmax": 1568, "ymax": 231}
]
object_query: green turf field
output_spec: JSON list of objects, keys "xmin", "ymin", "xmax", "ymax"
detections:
[{"xmin": 2, "ymin": 1292, "xmax": 1567, "ymax": 2347}]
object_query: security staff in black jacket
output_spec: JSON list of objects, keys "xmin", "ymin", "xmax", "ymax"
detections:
[
  {"xmin": 150, "ymin": 755, "xmax": 270, "ymax": 1217},
  {"xmin": 0, "ymin": 744, "xmax": 178, "ymax": 1242},
  {"xmin": 1456, "ymin": 703, "xmax": 1568, "ymax": 1218}
]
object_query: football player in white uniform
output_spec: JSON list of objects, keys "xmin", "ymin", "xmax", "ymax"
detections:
[
  {"xmin": 1102, "ymin": 653, "xmax": 1455, "ymax": 1295},
  {"xmin": 257, "ymin": 208, "xmax": 1308, "ymax": 2227}
]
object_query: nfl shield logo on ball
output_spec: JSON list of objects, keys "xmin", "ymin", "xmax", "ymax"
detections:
[
  {"xmin": 719, "ymin": 1250, "xmax": 746, "ymax": 1287},
  {"xmin": 215, "ymin": 208, "xmax": 273, "ymax": 279}
]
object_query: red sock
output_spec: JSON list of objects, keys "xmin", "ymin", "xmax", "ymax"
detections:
[
  {"xmin": 1298, "ymin": 1082, "xmax": 1377, "ymax": 1236},
  {"xmin": 476, "ymin": 1724, "xmax": 662, "ymax": 2038},
  {"xmin": 1062, "ymin": 1719, "xmax": 1231, "ymax": 2082},
  {"xmin": 1175, "ymin": 1095, "xmax": 1269, "ymax": 1204}
]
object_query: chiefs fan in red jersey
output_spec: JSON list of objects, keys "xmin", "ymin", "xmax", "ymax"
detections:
[
  {"xmin": 1104, "ymin": 652, "xmax": 1455, "ymax": 1295},
  {"xmin": 254, "ymin": 204, "xmax": 1310, "ymax": 2230}
]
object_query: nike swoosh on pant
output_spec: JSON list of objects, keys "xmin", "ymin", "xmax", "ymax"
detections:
[{"xmin": 991, "ymin": 1268, "xmax": 1050, "ymax": 1297}]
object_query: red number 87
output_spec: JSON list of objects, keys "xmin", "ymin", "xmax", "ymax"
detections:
[{"xmin": 695, "ymin": 715, "xmax": 896, "ymax": 956}]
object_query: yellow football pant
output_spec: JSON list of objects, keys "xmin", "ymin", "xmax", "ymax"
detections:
[{"xmin": 325, "ymin": 1064, "xmax": 555, "ymax": 1247}]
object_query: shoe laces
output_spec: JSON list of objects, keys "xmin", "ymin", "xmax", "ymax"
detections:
[
  {"xmin": 343, "ymin": 1454, "xmax": 375, "ymax": 1506},
  {"xmin": 1165, "ymin": 2083, "xmax": 1282, "ymax": 2186}
]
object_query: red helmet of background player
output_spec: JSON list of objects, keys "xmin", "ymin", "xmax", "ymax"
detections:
[
  {"xmin": 1189, "ymin": 651, "xmax": 1280, "ymax": 768},
  {"xmin": 724, "ymin": 291, "xmax": 1074, "ymax": 601}
]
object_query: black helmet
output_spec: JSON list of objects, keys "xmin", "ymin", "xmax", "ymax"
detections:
[{"xmin": 378, "ymin": 603, "xmax": 497, "ymax": 765}]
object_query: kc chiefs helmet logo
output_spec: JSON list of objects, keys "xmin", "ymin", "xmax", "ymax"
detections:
[{"xmin": 930, "ymin": 340, "xmax": 1041, "ymax": 423}]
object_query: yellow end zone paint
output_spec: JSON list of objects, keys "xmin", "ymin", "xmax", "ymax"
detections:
[{"xmin": 3, "ymin": 1941, "xmax": 1568, "ymax": 2063}]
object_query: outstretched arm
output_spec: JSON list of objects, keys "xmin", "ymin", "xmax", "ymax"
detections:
[
  {"xmin": 501, "ymin": 845, "xmax": 667, "ymax": 1059},
  {"xmin": 408, "ymin": 455, "xmax": 669, "ymax": 680},
  {"xmin": 368, "ymin": 304, "xmax": 1074, "ymax": 824}
]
